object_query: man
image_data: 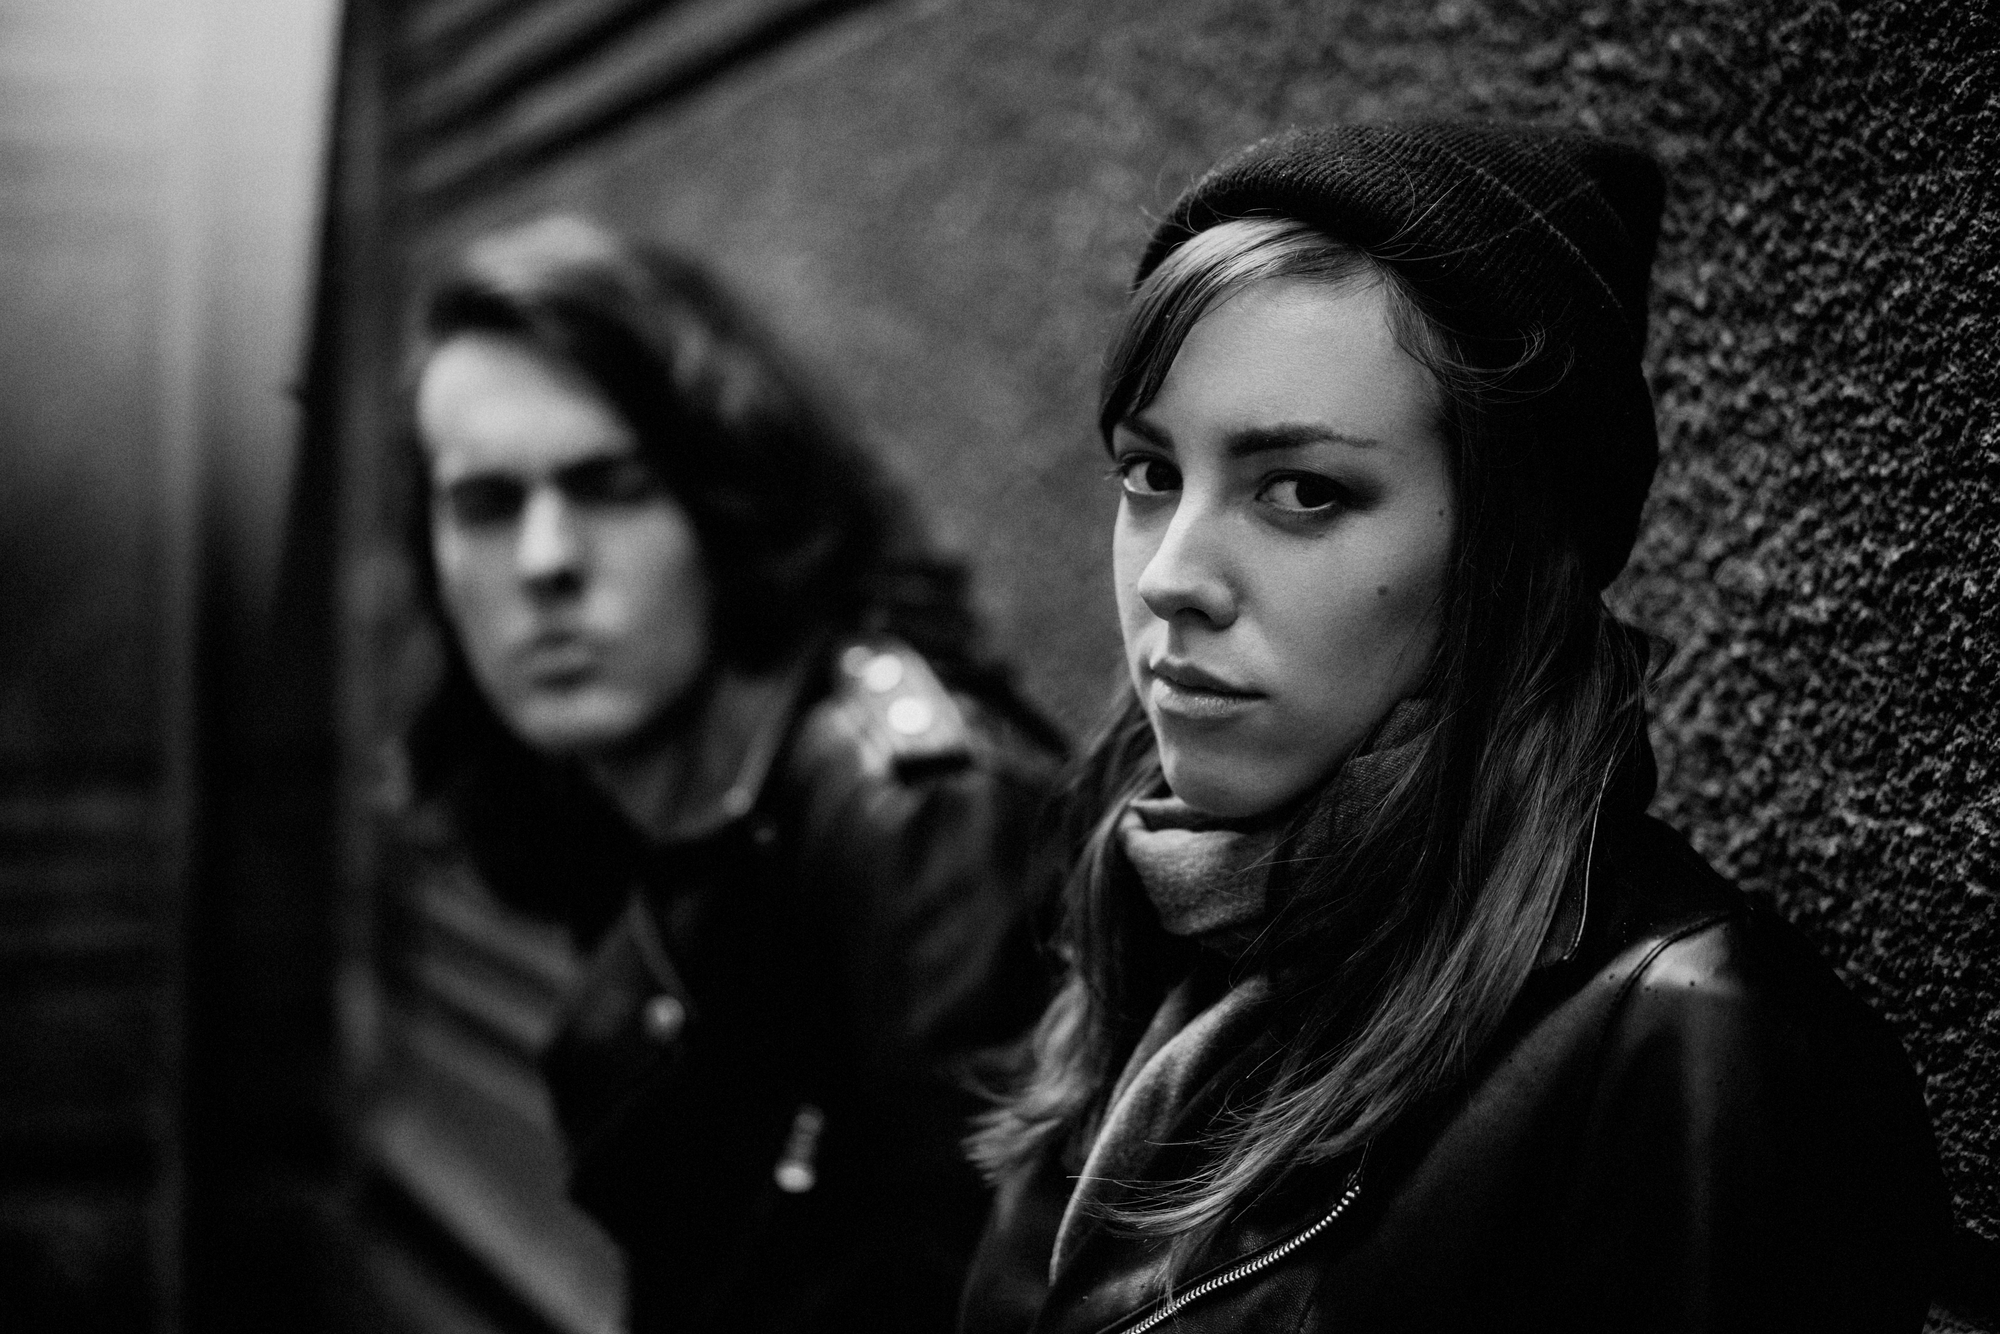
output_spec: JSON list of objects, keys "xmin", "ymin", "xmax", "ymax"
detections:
[{"xmin": 404, "ymin": 216, "xmax": 1062, "ymax": 1332}]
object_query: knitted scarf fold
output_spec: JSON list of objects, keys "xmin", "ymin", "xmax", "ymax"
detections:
[
  {"xmin": 1049, "ymin": 971, "xmax": 1270, "ymax": 1278},
  {"xmin": 1051, "ymin": 698, "xmax": 1437, "ymax": 1278},
  {"xmin": 1116, "ymin": 799, "xmax": 1283, "ymax": 940},
  {"xmin": 1117, "ymin": 697, "xmax": 1436, "ymax": 942}
]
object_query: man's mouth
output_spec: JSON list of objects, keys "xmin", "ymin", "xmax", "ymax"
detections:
[{"xmin": 518, "ymin": 634, "xmax": 598, "ymax": 683}]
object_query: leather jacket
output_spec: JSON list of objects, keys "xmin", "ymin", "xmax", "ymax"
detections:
[
  {"xmin": 536, "ymin": 637, "xmax": 1061, "ymax": 1333},
  {"xmin": 960, "ymin": 806, "xmax": 1946, "ymax": 1334}
]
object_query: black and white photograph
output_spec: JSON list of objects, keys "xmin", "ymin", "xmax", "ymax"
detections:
[{"xmin": 0, "ymin": 0, "xmax": 1993, "ymax": 1330}]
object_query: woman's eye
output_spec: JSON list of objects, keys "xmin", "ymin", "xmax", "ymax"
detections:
[
  {"xmin": 1116, "ymin": 456, "xmax": 1181, "ymax": 497},
  {"xmin": 1261, "ymin": 473, "xmax": 1346, "ymax": 513}
]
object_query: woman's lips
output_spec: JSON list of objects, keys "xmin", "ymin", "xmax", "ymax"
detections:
[{"xmin": 1148, "ymin": 659, "xmax": 1262, "ymax": 722}]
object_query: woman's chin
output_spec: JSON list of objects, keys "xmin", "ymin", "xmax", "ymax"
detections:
[{"xmin": 1159, "ymin": 753, "xmax": 1301, "ymax": 822}]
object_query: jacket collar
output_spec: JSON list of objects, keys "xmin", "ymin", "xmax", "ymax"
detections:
[
  {"xmin": 1534, "ymin": 816, "xmax": 1594, "ymax": 968},
  {"xmin": 599, "ymin": 647, "xmax": 819, "ymax": 845},
  {"xmin": 1533, "ymin": 727, "xmax": 1658, "ymax": 969}
]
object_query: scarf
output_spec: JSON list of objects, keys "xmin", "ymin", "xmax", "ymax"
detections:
[
  {"xmin": 1117, "ymin": 698, "xmax": 1436, "ymax": 943},
  {"xmin": 1051, "ymin": 698, "xmax": 1436, "ymax": 1277}
]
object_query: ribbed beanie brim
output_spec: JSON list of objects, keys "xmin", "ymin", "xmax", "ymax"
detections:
[{"xmin": 1137, "ymin": 123, "xmax": 1666, "ymax": 590}]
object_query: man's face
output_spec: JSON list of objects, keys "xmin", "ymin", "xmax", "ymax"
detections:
[{"xmin": 417, "ymin": 333, "xmax": 712, "ymax": 758}]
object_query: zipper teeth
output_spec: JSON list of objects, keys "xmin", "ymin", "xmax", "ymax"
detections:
[{"xmin": 1117, "ymin": 1170, "xmax": 1364, "ymax": 1334}]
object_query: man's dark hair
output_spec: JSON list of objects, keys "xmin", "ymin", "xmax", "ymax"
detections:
[
  {"xmin": 400, "ymin": 216, "xmax": 1030, "ymax": 937},
  {"xmin": 411, "ymin": 214, "xmax": 948, "ymax": 670}
]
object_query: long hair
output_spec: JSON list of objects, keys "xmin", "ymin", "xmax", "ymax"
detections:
[
  {"xmin": 401, "ymin": 216, "xmax": 1049, "ymax": 936},
  {"xmin": 968, "ymin": 218, "xmax": 1650, "ymax": 1279}
]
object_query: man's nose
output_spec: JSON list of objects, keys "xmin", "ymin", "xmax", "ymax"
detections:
[
  {"xmin": 516, "ymin": 486, "xmax": 584, "ymax": 591},
  {"xmin": 1135, "ymin": 501, "xmax": 1237, "ymax": 628}
]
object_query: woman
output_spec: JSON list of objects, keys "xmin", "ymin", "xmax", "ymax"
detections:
[
  {"xmin": 403, "ymin": 216, "xmax": 1063, "ymax": 1333},
  {"xmin": 961, "ymin": 125, "xmax": 1943, "ymax": 1333}
]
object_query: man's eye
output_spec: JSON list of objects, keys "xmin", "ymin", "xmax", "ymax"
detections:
[
  {"xmin": 439, "ymin": 476, "xmax": 526, "ymax": 526},
  {"xmin": 1261, "ymin": 473, "xmax": 1346, "ymax": 513},
  {"xmin": 558, "ymin": 457, "xmax": 662, "ymax": 506},
  {"xmin": 1116, "ymin": 456, "xmax": 1181, "ymax": 497}
]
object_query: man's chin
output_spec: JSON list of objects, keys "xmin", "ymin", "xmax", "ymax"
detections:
[{"xmin": 508, "ymin": 699, "xmax": 652, "ymax": 759}]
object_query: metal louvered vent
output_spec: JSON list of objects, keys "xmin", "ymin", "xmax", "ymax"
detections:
[
  {"xmin": 361, "ymin": 863, "xmax": 622, "ymax": 1334},
  {"xmin": 391, "ymin": 0, "xmax": 880, "ymax": 216}
]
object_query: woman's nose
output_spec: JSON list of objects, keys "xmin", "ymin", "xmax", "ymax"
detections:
[
  {"xmin": 516, "ymin": 486, "xmax": 584, "ymax": 591},
  {"xmin": 1135, "ymin": 504, "xmax": 1236, "ymax": 627}
]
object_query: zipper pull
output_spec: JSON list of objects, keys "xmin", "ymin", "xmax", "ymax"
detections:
[{"xmin": 773, "ymin": 1103, "xmax": 825, "ymax": 1194}]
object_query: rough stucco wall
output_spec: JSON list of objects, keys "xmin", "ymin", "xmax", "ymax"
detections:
[{"xmin": 415, "ymin": 0, "xmax": 1998, "ymax": 1295}]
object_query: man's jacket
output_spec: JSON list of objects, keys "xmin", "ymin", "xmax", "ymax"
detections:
[{"xmin": 535, "ymin": 637, "xmax": 1061, "ymax": 1333}]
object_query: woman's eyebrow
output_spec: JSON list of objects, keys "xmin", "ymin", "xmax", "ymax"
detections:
[{"xmin": 1226, "ymin": 423, "xmax": 1382, "ymax": 457}]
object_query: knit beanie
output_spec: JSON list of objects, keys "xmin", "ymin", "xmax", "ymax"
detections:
[{"xmin": 1136, "ymin": 123, "xmax": 1666, "ymax": 590}]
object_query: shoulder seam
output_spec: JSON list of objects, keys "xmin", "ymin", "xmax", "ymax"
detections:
[
  {"xmin": 813, "ymin": 636, "xmax": 975, "ymax": 781},
  {"xmin": 1598, "ymin": 905, "xmax": 1745, "ymax": 1037}
]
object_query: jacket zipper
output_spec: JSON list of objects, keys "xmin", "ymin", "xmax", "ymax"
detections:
[{"xmin": 1112, "ymin": 1165, "xmax": 1364, "ymax": 1334}]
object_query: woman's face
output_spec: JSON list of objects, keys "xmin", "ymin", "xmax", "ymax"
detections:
[
  {"xmin": 1111, "ymin": 277, "xmax": 1455, "ymax": 819},
  {"xmin": 418, "ymin": 333, "xmax": 712, "ymax": 758}
]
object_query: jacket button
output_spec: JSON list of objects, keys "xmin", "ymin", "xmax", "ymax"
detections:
[
  {"xmin": 773, "ymin": 1103, "xmax": 825, "ymax": 1194},
  {"xmin": 641, "ymin": 993, "xmax": 686, "ymax": 1044}
]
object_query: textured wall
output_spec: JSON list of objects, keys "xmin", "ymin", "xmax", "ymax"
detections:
[{"xmin": 395, "ymin": 0, "xmax": 1998, "ymax": 1310}]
